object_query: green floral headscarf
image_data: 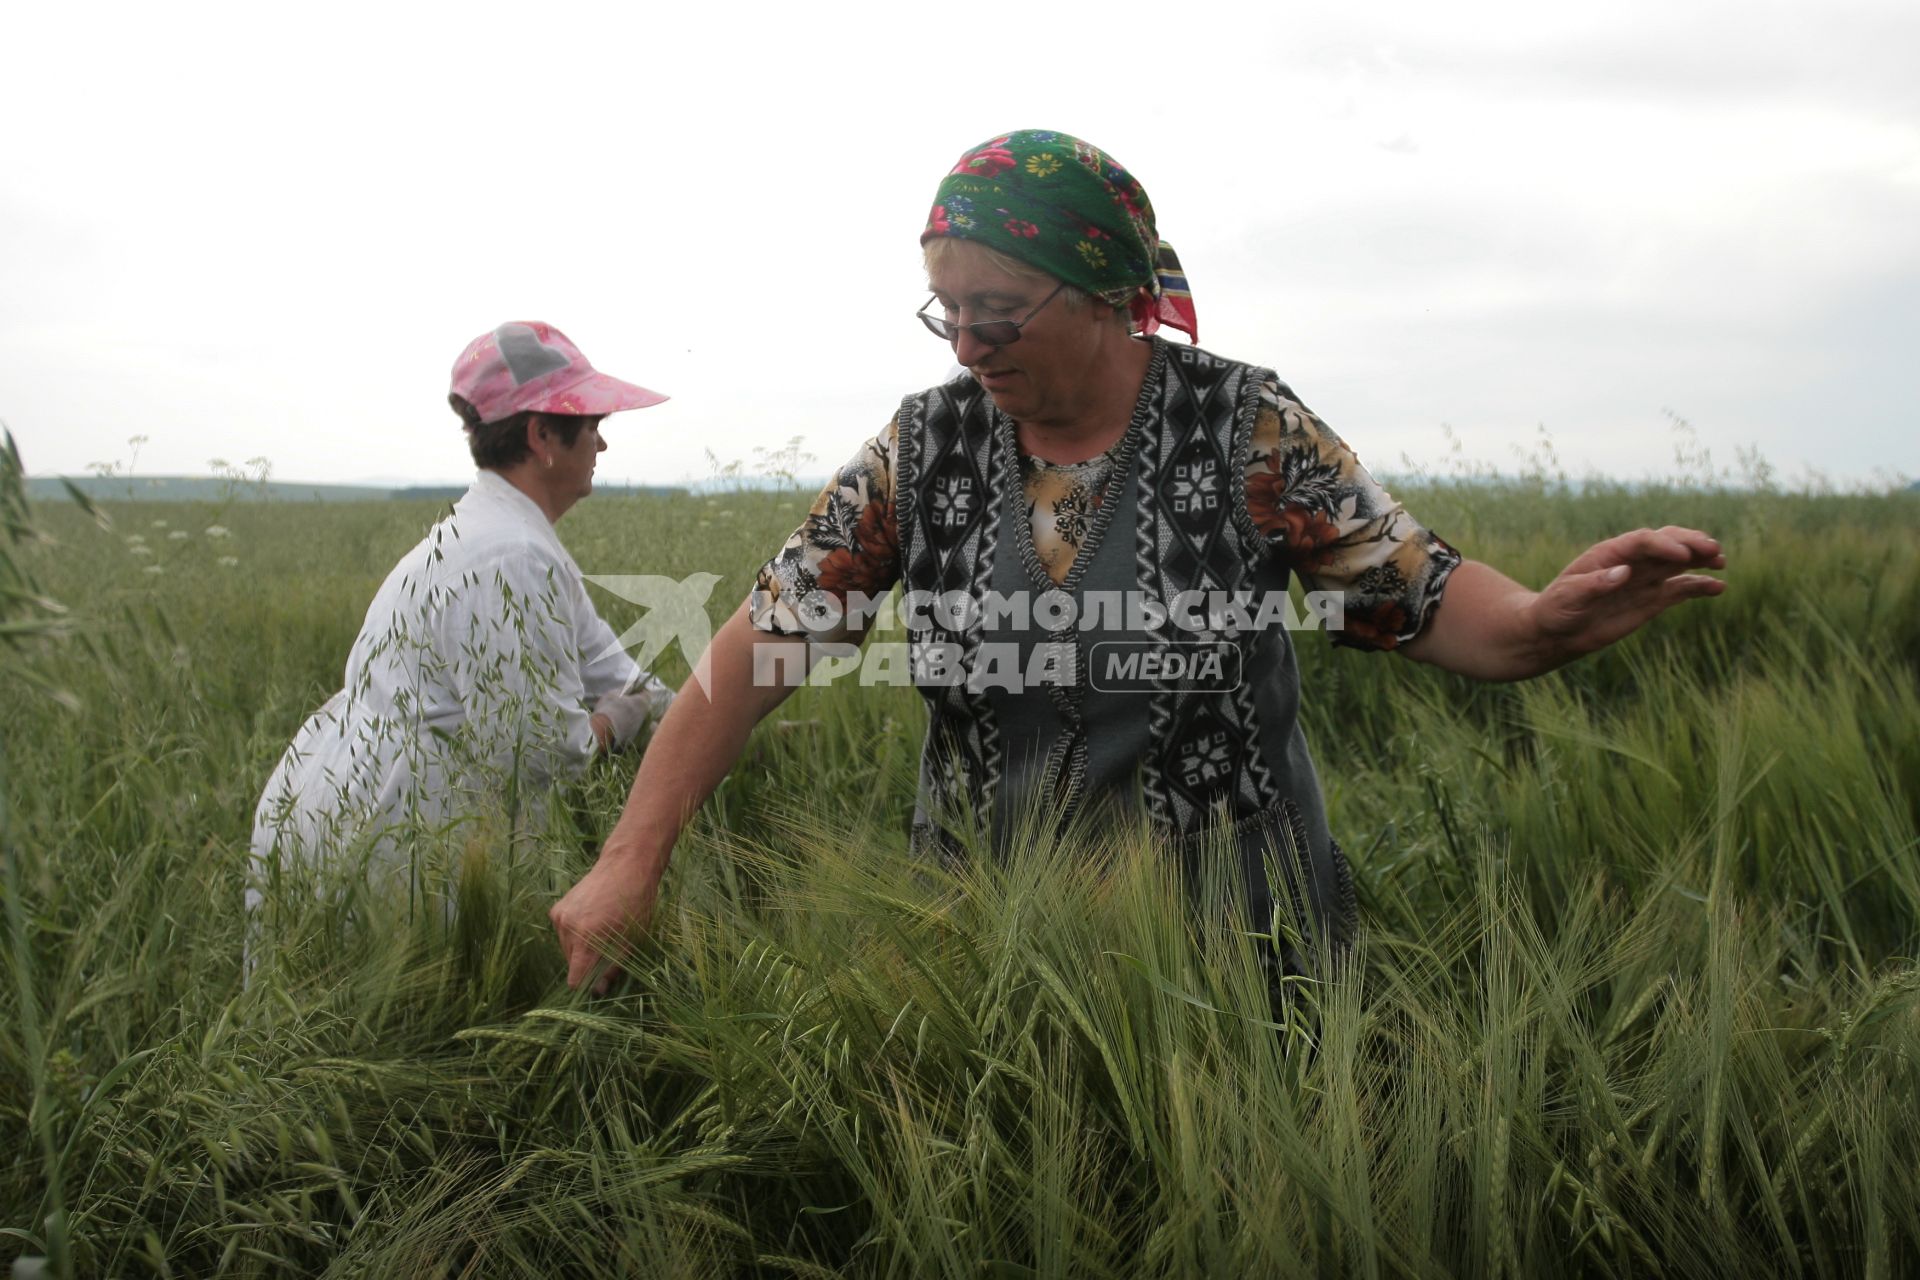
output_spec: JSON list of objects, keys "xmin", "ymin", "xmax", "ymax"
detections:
[{"xmin": 920, "ymin": 129, "xmax": 1198, "ymax": 342}]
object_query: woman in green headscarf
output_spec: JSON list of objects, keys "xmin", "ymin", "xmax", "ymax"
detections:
[
  {"xmin": 925, "ymin": 130, "xmax": 1198, "ymax": 342},
  {"xmin": 551, "ymin": 129, "xmax": 1726, "ymax": 992}
]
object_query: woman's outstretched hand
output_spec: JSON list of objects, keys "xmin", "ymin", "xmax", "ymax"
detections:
[
  {"xmin": 1530, "ymin": 525, "xmax": 1726, "ymax": 660},
  {"xmin": 1404, "ymin": 526, "xmax": 1726, "ymax": 680}
]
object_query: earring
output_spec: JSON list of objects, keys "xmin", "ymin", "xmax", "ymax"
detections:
[{"xmin": 545, "ymin": 456, "xmax": 554, "ymax": 469}]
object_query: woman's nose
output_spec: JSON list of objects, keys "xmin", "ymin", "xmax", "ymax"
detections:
[{"xmin": 952, "ymin": 327, "xmax": 997, "ymax": 367}]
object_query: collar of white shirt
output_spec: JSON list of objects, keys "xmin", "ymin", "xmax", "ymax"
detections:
[{"xmin": 457, "ymin": 469, "xmax": 584, "ymax": 577}]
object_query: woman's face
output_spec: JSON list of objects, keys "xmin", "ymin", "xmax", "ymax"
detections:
[
  {"xmin": 547, "ymin": 416, "xmax": 608, "ymax": 501},
  {"xmin": 926, "ymin": 240, "xmax": 1111, "ymax": 428}
]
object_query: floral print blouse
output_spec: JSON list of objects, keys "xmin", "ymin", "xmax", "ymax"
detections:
[{"xmin": 751, "ymin": 377, "xmax": 1460, "ymax": 651}]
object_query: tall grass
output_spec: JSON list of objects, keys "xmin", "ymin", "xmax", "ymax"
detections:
[{"xmin": 2, "ymin": 478, "xmax": 1917, "ymax": 1275}]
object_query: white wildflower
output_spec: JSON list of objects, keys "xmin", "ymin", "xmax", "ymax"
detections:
[
  {"xmin": 143, "ymin": 564, "xmax": 165, "ymax": 575},
  {"xmin": 151, "ymin": 519, "xmax": 169, "ymax": 528},
  {"xmin": 204, "ymin": 525, "xmax": 230, "ymax": 538},
  {"xmin": 130, "ymin": 545, "xmax": 154, "ymax": 557},
  {"xmin": 217, "ymin": 555, "xmax": 239, "ymax": 567},
  {"xmin": 168, "ymin": 529, "xmax": 190, "ymax": 541}
]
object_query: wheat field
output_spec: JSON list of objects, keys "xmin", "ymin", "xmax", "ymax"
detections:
[{"xmin": 3, "ymin": 460, "xmax": 1918, "ymax": 1276}]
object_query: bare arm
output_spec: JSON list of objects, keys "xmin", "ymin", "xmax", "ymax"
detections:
[
  {"xmin": 1401, "ymin": 526, "xmax": 1726, "ymax": 681},
  {"xmin": 551, "ymin": 601, "xmax": 808, "ymax": 991}
]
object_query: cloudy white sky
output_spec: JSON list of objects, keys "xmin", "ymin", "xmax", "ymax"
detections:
[{"xmin": 3, "ymin": 0, "xmax": 1915, "ymax": 491}]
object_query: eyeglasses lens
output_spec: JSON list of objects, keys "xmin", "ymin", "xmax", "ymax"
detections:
[{"xmin": 917, "ymin": 311, "xmax": 1021, "ymax": 346}]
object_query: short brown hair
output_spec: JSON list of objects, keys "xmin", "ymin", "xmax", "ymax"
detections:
[{"xmin": 448, "ymin": 394, "xmax": 596, "ymax": 470}]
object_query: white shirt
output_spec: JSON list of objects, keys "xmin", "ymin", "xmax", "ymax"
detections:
[{"xmin": 249, "ymin": 471, "xmax": 665, "ymax": 890}]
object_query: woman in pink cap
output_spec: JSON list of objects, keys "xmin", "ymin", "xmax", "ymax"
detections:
[{"xmin": 247, "ymin": 322, "xmax": 673, "ymax": 944}]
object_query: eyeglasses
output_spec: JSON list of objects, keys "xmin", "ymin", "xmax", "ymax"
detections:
[{"xmin": 916, "ymin": 280, "xmax": 1068, "ymax": 346}]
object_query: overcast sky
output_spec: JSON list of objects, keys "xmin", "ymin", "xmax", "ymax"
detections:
[{"xmin": 3, "ymin": 0, "xmax": 1915, "ymax": 491}]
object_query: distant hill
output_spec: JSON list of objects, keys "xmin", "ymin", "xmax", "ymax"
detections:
[
  {"xmin": 28, "ymin": 476, "xmax": 687, "ymax": 503},
  {"xmin": 383, "ymin": 483, "xmax": 687, "ymax": 502}
]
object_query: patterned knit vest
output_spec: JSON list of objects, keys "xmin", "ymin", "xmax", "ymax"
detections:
[{"xmin": 896, "ymin": 339, "xmax": 1355, "ymax": 945}]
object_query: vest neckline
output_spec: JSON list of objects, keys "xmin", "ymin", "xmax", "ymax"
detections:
[
  {"xmin": 995, "ymin": 337, "xmax": 1168, "ymax": 602},
  {"xmin": 1018, "ymin": 442, "xmax": 1124, "ymax": 475}
]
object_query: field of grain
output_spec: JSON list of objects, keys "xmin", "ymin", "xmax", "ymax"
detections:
[{"xmin": 4, "ymin": 462, "xmax": 1918, "ymax": 1276}]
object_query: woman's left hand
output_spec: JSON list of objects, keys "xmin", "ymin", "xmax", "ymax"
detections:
[
  {"xmin": 1529, "ymin": 525, "xmax": 1726, "ymax": 661},
  {"xmin": 594, "ymin": 687, "xmax": 669, "ymax": 751},
  {"xmin": 1404, "ymin": 529, "xmax": 1726, "ymax": 681}
]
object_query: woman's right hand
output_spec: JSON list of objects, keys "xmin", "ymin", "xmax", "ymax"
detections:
[
  {"xmin": 553, "ymin": 602, "xmax": 815, "ymax": 991},
  {"xmin": 551, "ymin": 844, "xmax": 661, "ymax": 993}
]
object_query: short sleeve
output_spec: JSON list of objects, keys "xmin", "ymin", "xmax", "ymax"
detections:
[
  {"xmin": 749, "ymin": 419, "xmax": 901, "ymax": 644},
  {"xmin": 1243, "ymin": 379, "xmax": 1460, "ymax": 651}
]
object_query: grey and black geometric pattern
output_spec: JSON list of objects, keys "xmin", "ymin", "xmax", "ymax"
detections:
[
  {"xmin": 1132, "ymin": 344, "xmax": 1282, "ymax": 835},
  {"xmin": 896, "ymin": 377, "xmax": 1007, "ymax": 824},
  {"xmin": 899, "ymin": 340, "xmax": 1294, "ymax": 844}
]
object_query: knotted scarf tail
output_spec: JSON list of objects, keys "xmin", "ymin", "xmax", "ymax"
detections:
[{"xmin": 1131, "ymin": 241, "xmax": 1199, "ymax": 343}]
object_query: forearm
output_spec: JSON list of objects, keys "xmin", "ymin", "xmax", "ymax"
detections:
[
  {"xmin": 553, "ymin": 602, "xmax": 822, "ymax": 990},
  {"xmin": 1399, "ymin": 559, "xmax": 1554, "ymax": 681},
  {"xmin": 1403, "ymin": 527, "xmax": 1726, "ymax": 682},
  {"xmin": 595, "ymin": 602, "xmax": 804, "ymax": 875}
]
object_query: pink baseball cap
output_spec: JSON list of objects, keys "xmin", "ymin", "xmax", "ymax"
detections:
[{"xmin": 449, "ymin": 321, "xmax": 668, "ymax": 424}]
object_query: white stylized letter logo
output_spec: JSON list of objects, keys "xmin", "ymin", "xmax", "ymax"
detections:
[{"xmin": 585, "ymin": 572, "xmax": 723, "ymax": 693}]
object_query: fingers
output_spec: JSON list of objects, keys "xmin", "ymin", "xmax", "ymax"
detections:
[
  {"xmin": 1537, "ymin": 530, "xmax": 1727, "ymax": 659},
  {"xmin": 558, "ymin": 919, "xmax": 626, "ymax": 994},
  {"xmin": 567, "ymin": 947, "xmax": 598, "ymax": 992},
  {"xmin": 555, "ymin": 909, "xmax": 599, "ymax": 991},
  {"xmin": 1622, "ymin": 526, "xmax": 1693, "ymax": 565},
  {"xmin": 1620, "ymin": 525, "xmax": 1724, "ymax": 570},
  {"xmin": 1662, "ymin": 571, "xmax": 1727, "ymax": 602},
  {"xmin": 1545, "ymin": 558, "xmax": 1725, "ymax": 639},
  {"xmin": 553, "ymin": 879, "xmax": 647, "ymax": 994},
  {"xmin": 1659, "ymin": 526, "xmax": 1726, "ymax": 568},
  {"xmin": 1588, "ymin": 528, "xmax": 1725, "ymax": 588}
]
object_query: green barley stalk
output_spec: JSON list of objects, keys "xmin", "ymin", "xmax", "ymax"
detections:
[{"xmin": 1, "ymin": 429, "xmax": 71, "ymax": 1276}]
